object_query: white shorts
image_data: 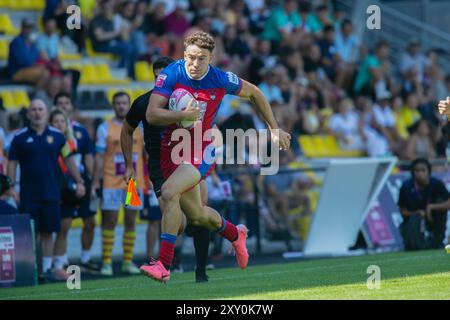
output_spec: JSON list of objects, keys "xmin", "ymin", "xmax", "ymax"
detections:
[{"xmin": 101, "ymin": 188, "xmax": 144, "ymax": 211}]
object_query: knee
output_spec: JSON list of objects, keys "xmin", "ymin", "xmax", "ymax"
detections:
[
  {"xmin": 187, "ymin": 213, "xmax": 208, "ymax": 228},
  {"xmin": 160, "ymin": 185, "xmax": 180, "ymax": 206}
]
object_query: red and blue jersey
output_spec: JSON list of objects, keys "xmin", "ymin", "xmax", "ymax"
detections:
[{"xmin": 153, "ymin": 59, "xmax": 242, "ymax": 149}]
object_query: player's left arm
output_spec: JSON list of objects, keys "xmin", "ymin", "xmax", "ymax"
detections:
[{"xmin": 237, "ymin": 79, "xmax": 291, "ymax": 150}]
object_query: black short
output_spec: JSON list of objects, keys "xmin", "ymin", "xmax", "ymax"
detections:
[{"xmin": 148, "ymin": 158, "xmax": 164, "ymax": 198}]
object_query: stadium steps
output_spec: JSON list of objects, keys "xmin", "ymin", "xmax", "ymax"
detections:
[{"xmin": 298, "ymin": 135, "xmax": 365, "ymax": 158}]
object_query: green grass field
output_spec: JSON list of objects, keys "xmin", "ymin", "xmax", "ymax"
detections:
[{"xmin": 1, "ymin": 250, "xmax": 449, "ymax": 300}]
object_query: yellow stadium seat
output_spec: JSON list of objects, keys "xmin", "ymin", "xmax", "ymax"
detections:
[
  {"xmin": 85, "ymin": 39, "xmax": 115, "ymax": 60},
  {"xmin": 8, "ymin": 0, "xmax": 45, "ymax": 10},
  {"xmin": 96, "ymin": 64, "xmax": 130, "ymax": 85},
  {"xmin": 135, "ymin": 61, "xmax": 154, "ymax": 82},
  {"xmin": 0, "ymin": 0, "xmax": 7, "ymax": 9},
  {"xmin": 32, "ymin": 0, "xmax": 45, "ymax": 10},
  {"xmin": 0, "ymin": 40, "xmax": 8, "ymax": 60},
  {"xmin": 59, "ymin": 49, "xmax": 81, "ymax": 61},
  {"xmin": 0, "ymin": 14, "xmax": 19, "ymax": 36},
  {"xmin": 79, "ymin": 64, "xmax": 96, "ymax": 84},
  {"xmin": 1, "ymin": 91, "xmax": 16, "ymax": 109},
  {"xmin": 298, "ymin": 135, "xmax": 313, "ymax": 157},
  {"xmin": 13, "ymin": 91, "xmax": 30, "ymax": 108},
  {"xmin": 322, "ymin": 135, "xmax": 341, "ymax": 156},
  {"xmin": 310, "ymin": 135, "xmax": 328, "ymax": 157}
]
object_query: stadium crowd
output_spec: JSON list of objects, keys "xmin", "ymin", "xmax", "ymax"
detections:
[{"xmin": 0, "ymin": 0, "xmax": 449, "ymax": 281}]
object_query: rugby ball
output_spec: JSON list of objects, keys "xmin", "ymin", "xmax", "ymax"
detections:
[{"xmin": 169, "ymin": 88, "xmax": 197, "ymax": 128}]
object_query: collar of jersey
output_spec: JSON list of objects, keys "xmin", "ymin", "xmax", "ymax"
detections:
[
  {"xmin": 184, "ymin": 63, "xmax": 210, "ymax": 81},
  {"xmin": 28, "ymin": 125, "xmax": 48, "ymax": 135}
]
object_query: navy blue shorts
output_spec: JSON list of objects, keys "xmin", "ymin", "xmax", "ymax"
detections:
[
  {"xmin": 20, "ymin": 201, "xmax": 61, "ymax": 233},
  {"xmin": 140, "ymin": 194, "xmax": 162, "ymax": 221},
  {"xmin": 61, "ymin": 197, "xmax": 96, "ymax": 219}
]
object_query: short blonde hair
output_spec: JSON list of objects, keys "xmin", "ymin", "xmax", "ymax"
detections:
[{"xmin": 184, "ymin": 31, "xmax": 215, "ymax": 52}]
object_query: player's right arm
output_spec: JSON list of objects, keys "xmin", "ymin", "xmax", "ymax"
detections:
[
  {"xmin": 146, "ymin": 65, "xmax": 200, "ymax": 125},
  {"xmin": 146, "ymin": 93, "xmax": 200, "ymax": 126}
]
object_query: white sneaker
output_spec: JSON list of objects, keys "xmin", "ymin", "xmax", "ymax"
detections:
[
  {"xmin": 100, "ymin": 264, "xmax": 113, "ymax": 276},
  {"xmin": 121, "ymin": 262, "xmax": 140, "ymax": 275}
]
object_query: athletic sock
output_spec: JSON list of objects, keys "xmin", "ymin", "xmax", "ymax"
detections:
[
  {"xmin": 42, "ymin": 257, "xmax": 53, "ymax": 273},
  {"xmin": 193, "ymin": 226, "xmax": 210, "ymax": 275},
  {"xmin": 159, "ymin": 233, "xmax": 177, "ymax": 270},
  {"xmin": 217, "ymin": 217, "xmax": 238, "ymax": 242},
  {"xmin": 53, "ymin": 255, "xmax": 65, "ymax": 270},
  {"xmin": 102, "ymin": 229, "xmax": 115, "ymax": 265},
  {"xmin": 123, "ymin": 231, "xmax": 136, "ymax": 264},
  {"xmin": 80, "ymin": 250, "xmax": 91, "ymax": 264}
]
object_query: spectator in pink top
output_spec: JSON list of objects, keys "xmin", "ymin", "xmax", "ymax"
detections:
[{"xmin": 164, "ymin": 0, "xmax": 191, "ymax": 38}]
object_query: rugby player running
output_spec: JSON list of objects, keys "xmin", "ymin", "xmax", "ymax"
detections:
[{"xmin": 141, "ymin": 31, "xmax": 291, "ymax": 283}]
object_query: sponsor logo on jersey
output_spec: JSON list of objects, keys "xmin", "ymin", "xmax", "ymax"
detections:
[
  {"xmin": 155, "ymin": 74, "xmax": 167, "ymax": 87},
  {"xmin": 226, "ymin": 72, "xmax": 239, "ymax": 85}
]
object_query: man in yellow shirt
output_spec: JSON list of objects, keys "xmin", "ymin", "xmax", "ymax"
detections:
[{"xmin": 92, "ymin": 92, "xmax": 145, "ymax": 276}]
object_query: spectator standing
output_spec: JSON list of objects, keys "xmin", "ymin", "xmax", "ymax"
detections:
[
  {"xmin": 92, "ymin": 92, "xmax": 144, "ymax": 276},
  {"xmin": 7, "ymin": 99, "xmax": 85, "ymax": 281},
  {"xmin": 53, "ymin": 92, "xmax": 97, "ymax": 272}
]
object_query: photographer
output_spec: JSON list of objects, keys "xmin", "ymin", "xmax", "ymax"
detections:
[{"xmin": 398, "ymin": 158, "xmax": 450, "ymax": 250}]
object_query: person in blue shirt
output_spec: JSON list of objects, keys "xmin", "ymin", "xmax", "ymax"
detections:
[
  {"xmin": 8, "ymin": 19, "xmax": 50, "ymax": 88},
  {"xmin": 7, "ymin": 99, "xmax": 86, "ymax": 281},
  {"xmin": 0, "ymin": 174, "xmax": 18, "ymax": 215},
  {"xmin": 52, "ymin": 92, "xmax": 98, "ymax": 273}
]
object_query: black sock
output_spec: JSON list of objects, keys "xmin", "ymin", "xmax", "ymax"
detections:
[{"xmin": 193, "ymin": 226, "xmax": 210, "ymax": 275}]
